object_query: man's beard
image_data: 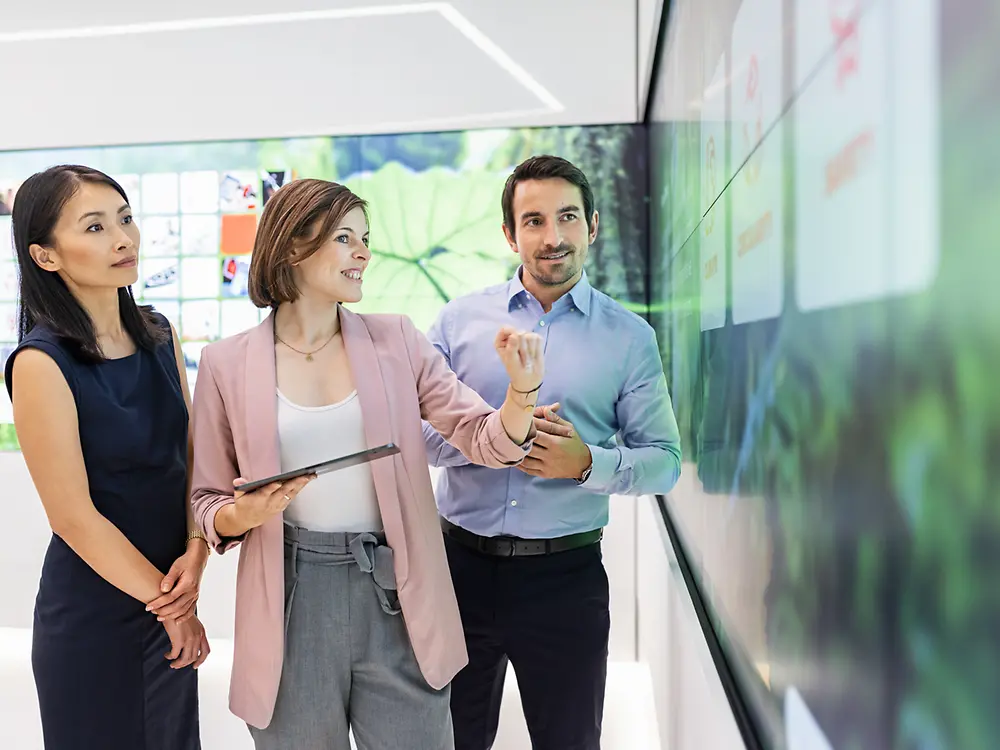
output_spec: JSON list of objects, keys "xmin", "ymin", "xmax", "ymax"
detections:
[{"xmin": 531, "ymin": 243, "xmax": 577, "ymax": 286}]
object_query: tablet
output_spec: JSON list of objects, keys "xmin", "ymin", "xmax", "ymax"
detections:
[{"xmin": 236, "ymin": 442, "xmax": 400, "ymax": 495}]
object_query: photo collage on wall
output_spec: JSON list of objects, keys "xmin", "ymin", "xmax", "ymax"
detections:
[
  {"xmin": 0, "ymin": 169, "xmax": 293, "ymax": 399},
  {"xmin": 122, "ymin": 169, "xmax": 290, "ymax": 385}
]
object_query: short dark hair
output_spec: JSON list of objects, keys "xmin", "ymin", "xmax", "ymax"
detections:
[
  {"xmin": 248, "ymin": 179, "xmax": 368, "ymax": 309},
  {"xmin": 11, "ymin": 165, "xmax": 166, "ymax": 363},
  {"xmin": 501, "ymin": 155, "xmax": 595, "ymax": 235}
]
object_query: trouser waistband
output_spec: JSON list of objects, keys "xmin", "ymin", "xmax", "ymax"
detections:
[{"xmin": 282, "ymin": 524, "xmax": 399, "ymax": 618}]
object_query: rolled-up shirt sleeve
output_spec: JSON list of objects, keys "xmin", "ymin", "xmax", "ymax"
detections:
[{"xmin": 402, "ymin": 315, "xmax": 534, "ymax": 468}]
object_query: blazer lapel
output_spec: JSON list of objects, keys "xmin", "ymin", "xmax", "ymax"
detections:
[
  {"xmin": 243, "ymin": 312, "xmax": 285, "ymax": 608},
  {"xmin": 245, "ymin": 311, "xmax": 282, "ymax": 481},
  {"xmin": 339, "ymin": 306, "xmax": 408, "ymax": 587}
]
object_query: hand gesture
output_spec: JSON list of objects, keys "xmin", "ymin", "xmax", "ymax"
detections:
[
  {"xmin": 518, "ymin": 403, "xmax": 593, "ymax": 480},
  {"xmin": 495, "ymin": 326, "xmax": 544, "ymax": 394},
  {"xmin": 163, "ymin": 614, "xmax": 210, "ymax": 670},
  {"xmin": 532, "ymin": 402, "xmax": 577, "ymax": 436},
  {"xmin": 231, "ymin": 474, "xmax": 315, "ymax": 531},
  {"xmin": 146, "ymin": 540, "xmax": 209, "ymax": 623}
]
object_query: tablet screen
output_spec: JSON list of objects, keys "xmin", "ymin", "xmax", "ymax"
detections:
[{"xmin": 237, "ymin": 442, "xmax": 400, "ymax": 494}]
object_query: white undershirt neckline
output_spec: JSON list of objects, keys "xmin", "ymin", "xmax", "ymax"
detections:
[
  {"xmin": 276, "ymin": 387, "xmax": 383, "ymax": 533},
  {"xmin": 276, "ymin": 388, "xmax": 358, "ymax": 411}
]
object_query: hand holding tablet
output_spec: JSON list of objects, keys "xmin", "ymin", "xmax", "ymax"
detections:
[
  {"xmin": 230, "ymin": 475, "xmax": 313, "ymax": 533},
  {"xmin": 227, "ymin": 443, "xmax": 401, "ymax": 532},
  {"xmin": 237, "ymin": 443, "xmax": 400, "ymax": 494}
]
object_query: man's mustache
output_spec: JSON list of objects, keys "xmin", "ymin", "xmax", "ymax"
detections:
[{"xmin": 535, "ymin": 244, "xmax": 574, "ymax": 258}]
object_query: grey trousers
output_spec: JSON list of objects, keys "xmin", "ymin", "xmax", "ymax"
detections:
[{"xmin": 249, "ymin": 525, "xmax": 454, "ymax": 750}]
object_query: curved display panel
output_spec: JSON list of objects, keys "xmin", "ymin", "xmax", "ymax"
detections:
[{"xmin": 649, "ymin": 1, "xmax": 1000, "ymax": 748}]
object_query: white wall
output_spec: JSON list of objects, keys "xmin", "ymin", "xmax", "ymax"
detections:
[{"xmin": 636, "ymin": 494, "xmax": 747, "ymax": 750}]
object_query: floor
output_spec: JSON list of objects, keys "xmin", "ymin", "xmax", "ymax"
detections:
[{"xmin": 0, "ymin": 627, "xmax": 661, "ymax": 749}]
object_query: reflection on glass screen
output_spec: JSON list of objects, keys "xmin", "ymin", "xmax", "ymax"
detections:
[{"xmin": 649, "ymin": 0, "xmax": 999, "ymax": 748}]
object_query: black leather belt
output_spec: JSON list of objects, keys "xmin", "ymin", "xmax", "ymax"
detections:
[{"xmin": 441, "ymin": 518, "xmax": 602, "ymax": 557}]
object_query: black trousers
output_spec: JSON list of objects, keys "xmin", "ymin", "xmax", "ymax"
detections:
[{"xmin": 445, "ymin": 535, "xmax": 611, "ymax": 750}]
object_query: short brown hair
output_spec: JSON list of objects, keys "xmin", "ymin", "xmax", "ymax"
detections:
[
  {"xmin": 248, "ymin": 178, "xmax": 368, "ymax": 308},
  {"xmin": 501, "ymin": 155, "xmax": 595, "ymax": 236}
]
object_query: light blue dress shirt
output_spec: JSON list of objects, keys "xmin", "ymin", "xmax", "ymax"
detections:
[{"xmin": 422, "ymin": 268, "xmax": 682, "ymax": 539}]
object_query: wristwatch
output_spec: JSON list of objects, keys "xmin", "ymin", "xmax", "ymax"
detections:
[{"xmin": 577, "ymin": 462, "xmax": 593, "ymax": 485}]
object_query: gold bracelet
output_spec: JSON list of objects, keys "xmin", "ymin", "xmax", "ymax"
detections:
[
  {"xmin": 507, "ymin": 387, "xmax": 537, "ymax": 412},
  {"xmin": 186, "ymin": 530, "xmax": 210, "ymax": 549}
]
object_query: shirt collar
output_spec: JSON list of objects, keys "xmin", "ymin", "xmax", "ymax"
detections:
[{"xmin": 507, "ymin": 266, "xmax": 592, "ymax": 316}]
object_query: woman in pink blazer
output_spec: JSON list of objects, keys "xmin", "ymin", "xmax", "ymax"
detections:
[{"xmin": 189, "ymin": 178, "xmax": 554, "ymax": 749}]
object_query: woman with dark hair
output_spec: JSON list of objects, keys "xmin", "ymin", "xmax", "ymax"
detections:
[
  {"xmin": 189, "ymin": 178, "xmax": 560, "ymax": 749},
  {"xmin": 4, "ymin": 165, "xmax": 209, "ymax": 749}
]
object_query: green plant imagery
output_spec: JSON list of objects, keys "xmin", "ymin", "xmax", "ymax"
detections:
[
  {"xmin": 344, "ymin": 162, "xmax": 514, "ymax": 333},
  {"xmin": 0, "ymin": 124, "xmax": 646, "ymax": 452}
]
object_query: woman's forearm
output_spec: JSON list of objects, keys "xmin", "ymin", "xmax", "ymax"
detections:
[
  {"xmin": 499, "ymin": 385, "xmax": 537, "ymax": 445},
  {"xmin": 213, "ymin": 502, "xmax": 252, "ymax": 539},
  {"xmin": 57, "ymin": 510, "xmax": 167, "ymax": 605},
  {"xmin": 185, "ymin": 437, "xmax": 197, "ymax": 536}
]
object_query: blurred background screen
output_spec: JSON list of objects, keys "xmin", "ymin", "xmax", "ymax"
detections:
[{"xmin": 647, "ymin": 0, "xmax": 1000, "ymax": 748}]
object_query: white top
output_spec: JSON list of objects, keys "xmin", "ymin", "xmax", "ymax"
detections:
[{"xmin": 276, "ymin": 389, "xmax": 383, "ymax": 533}]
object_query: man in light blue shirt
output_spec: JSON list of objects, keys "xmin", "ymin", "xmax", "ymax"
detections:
[{"xmin": 422, "ymin": 155, "xmax": 681, "ymax": 750}]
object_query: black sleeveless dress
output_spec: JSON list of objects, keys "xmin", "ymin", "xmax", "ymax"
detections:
[{"xmin": 4, "ymin": 312, "xmax": 200, "ymax": 749}]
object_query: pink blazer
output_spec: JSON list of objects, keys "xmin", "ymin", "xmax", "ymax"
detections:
[{"xmin": 190, "ymin": 306, "xmax": 533, "ymax": 729}]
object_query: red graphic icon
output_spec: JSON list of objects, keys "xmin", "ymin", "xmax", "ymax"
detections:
[
  {"xmin": 830, "ymin": 0, "xmax": 861, "ymax": 88},
  {"xmin": 742, "ymin": 54, "xmax": 762, "ymax": 184}
]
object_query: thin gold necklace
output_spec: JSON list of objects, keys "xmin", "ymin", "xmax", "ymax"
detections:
[{"xmin": 274, "ymin": 329, "xmax": 339, "ymax": 362}]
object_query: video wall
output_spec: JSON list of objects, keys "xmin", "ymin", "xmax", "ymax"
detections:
[
  {"xmin": 0, "ymin": 125, "xmax": 647, "ymax": 451},
  {"xmin": 649, "ymin": 0, "xmax": 1000, "ymax": 748}
]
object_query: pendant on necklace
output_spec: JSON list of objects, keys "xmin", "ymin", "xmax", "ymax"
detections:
[{"xmin": 305, "ymin": 353, "xmax": 314, "ymax": 362}]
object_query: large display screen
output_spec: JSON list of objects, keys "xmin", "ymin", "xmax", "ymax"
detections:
[
  {"xmin": 649, "ymin": 0, "xmax": 999, "ymax": 748},
  {"xmin": 0, "ymin": 125, "xmax": 647, "ymax": 451}
]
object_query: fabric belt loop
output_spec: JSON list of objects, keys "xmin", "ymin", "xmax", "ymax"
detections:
[{"xmin": 284, "ymin": 538, "xmax": 302, "ymax": 634}]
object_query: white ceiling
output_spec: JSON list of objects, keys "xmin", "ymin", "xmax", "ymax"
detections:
[{"xmin": 0, "ymin": 0, "xmax": 645, "ymax": 151}]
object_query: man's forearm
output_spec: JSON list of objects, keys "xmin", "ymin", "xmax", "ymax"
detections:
[
  {"xmin": 422, "ymin": 420, "xmax": 472, "ymax": 467},
  {"xmin": 580, "ymin": 443, "xmax": 682, "ymax": 496}
]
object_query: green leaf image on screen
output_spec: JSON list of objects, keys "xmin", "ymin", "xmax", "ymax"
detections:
[
  {"xmin": 0, "ymin": 424, "xmax": 17, "ymax": 452},
  {"xmin": 345, "ymin": 162, "xmax": 515, "ymax": 332}
]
